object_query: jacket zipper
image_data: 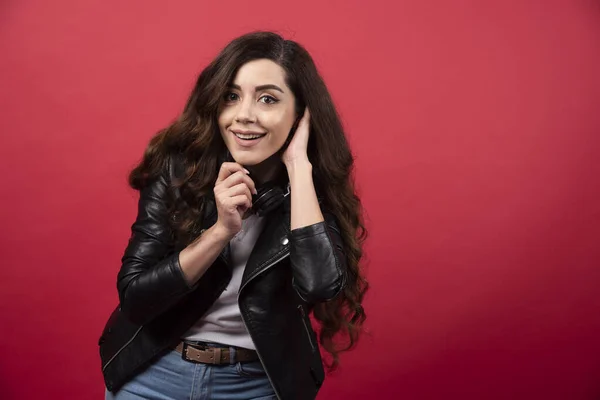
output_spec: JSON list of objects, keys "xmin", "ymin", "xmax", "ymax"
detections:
[
  {"xmin": 298, "ymin": 305, "xmax": 317, "ymax": 353},
  {"xmin": 238, "ymin": 250, "xmax": 290, "ymax": 400},
  {"xmin": 101, "ymin": 325, "xmax": 143, "ymax": 372}
]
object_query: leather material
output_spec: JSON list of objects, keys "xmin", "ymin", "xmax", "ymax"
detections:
[
  {"xmin": 99, "ymin": 156, "xmax": 347, "ymax": 400},
  {"xmin": 174, "ymin": 342, "xmax": 259, "ymax": 364}
]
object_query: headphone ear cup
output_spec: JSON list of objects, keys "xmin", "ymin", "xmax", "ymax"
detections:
[{"xmin": 252, "ymin": 183, "xmax": 285, "ymax": 216}]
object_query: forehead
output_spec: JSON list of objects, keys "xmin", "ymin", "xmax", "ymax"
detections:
[{"xmin": 232, "ymin": 59, "xmax": 288, "ymax": 88}]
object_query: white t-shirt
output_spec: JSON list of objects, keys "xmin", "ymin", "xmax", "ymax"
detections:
[{"xmin": 182, "ymin": 213, "xmax": 265, "ymax": 349}]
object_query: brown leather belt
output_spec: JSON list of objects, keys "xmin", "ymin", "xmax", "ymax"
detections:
[{"xmin": 175, "ymin": 341, "xmax": 259, "ymax": 365}]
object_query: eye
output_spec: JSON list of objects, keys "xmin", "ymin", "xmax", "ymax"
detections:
[
  {"xmin": 223, "ymin": 92, "xmax": 239, "ymax": 102},
  {"xmin": 259, "ymin": 95, "xmax": 278, "ymax": 104}
]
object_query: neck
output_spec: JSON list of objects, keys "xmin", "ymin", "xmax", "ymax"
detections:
[{"xmin": 246, "ymin": 155, "xmax": 285, "ymax": 186}]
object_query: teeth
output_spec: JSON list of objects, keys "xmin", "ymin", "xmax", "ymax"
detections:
[{"xmin": 235, "ymin": 133, "xmax": 264, "ymax": 140}]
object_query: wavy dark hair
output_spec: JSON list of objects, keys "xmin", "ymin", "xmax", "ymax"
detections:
[{"xmin": 128, "ymin": 31, "xmax": 368, "ymax": 370}]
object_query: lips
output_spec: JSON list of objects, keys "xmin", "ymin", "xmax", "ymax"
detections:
[
  {"xmin": 231, "ymin": 129, "xmax": 266, "ymax": 140},
  {"xmin": 230, "ymin": 129, "xmax": 266, "ymax": 147},
  {"xmin": 233, "ymin": 132, "xmax": 265, "ymax": 140}
]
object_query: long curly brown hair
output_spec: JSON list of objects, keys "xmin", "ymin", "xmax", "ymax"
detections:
[{"xmin": 128, "ymin": 31, "xmax": 368, "ymax": 370}]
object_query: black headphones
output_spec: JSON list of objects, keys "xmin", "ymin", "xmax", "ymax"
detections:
[{"xmin": 252, "ymin": 180, "xmax": 290, "ymax": 217}]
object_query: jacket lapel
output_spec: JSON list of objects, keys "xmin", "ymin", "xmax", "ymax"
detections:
[{"xmin": 241, "ymin": 204, "xmax": 291, "ymax": 287}]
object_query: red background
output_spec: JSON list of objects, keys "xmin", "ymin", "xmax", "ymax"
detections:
[{"xmin": 1, "ymin": 1, "xmax": 599, "ymax": 399}]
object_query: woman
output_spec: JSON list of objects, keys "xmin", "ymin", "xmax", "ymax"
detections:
[{"xmin": 99, "ymin": 31, "xmax": 368, "ymax": 400}]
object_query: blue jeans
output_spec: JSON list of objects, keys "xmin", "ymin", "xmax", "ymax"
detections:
[{"xmin": 105, "ymin": 345, "xmax": 276, "ymax": 400}]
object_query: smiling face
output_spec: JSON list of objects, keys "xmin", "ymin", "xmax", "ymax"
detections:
[{"xmin": 218, "ymin": 59, "xmax": 297, "ymax": 168}]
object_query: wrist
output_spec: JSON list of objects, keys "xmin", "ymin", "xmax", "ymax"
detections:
[
  {"xmin": 287, "ymin": 161, "xmax": 315, "ymax": 192},
  {"xmin": 284, "ymin": 158, "xmax": 312, "ymax": 173},
  {"xmin": 211, "ymin": 222, "xmax": 235, "ymax": 243}
]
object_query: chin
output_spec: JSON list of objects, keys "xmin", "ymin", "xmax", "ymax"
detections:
[{"xmin": 230, "ymin": 153, "xmax": 266, "ymax": 167}]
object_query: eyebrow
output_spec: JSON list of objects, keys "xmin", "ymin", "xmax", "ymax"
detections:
[{"xmin": 229, "ymin": 83, "xmax": 284, "ymax": 93}]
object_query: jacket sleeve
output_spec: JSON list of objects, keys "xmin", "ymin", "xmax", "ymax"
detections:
[
  {"xmin": 116, "ymin": 166, "xmax": 195, "ymax": 326},
  {"xmin": 289, "ymin": 212, "xmax": 347, "ymax": 304}
]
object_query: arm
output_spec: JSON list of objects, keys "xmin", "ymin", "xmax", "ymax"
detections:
[
  {"xmin": 117, "ymin": 166, "xmax": 229, "ymax": 326},
  {"xmin": 287, "ymin": 160, "xmax": 347, "ymax": 303}
]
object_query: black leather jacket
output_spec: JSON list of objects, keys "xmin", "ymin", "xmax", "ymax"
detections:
[{"xmin": 99, "ymin": 158, "xmax": 347, "ymax": 400}]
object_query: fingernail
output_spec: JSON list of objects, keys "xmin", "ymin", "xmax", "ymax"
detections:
[
  {"xmin": 244, "ymin": 168, "xmax": 250, "ymax": 175},
  {"xmin": 253, "ymin": 188, "xmax": 258, "ymax": 195}
]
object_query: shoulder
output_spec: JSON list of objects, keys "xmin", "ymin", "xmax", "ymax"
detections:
[
  {"xmin": 167, "ymin": 153, "xmax": 187, "ymax": 181},
  {"xmin": 151, "ymin": 153, "xmax": 185, "ymax": 191},
  {"xmin": 135, "ymin": 153, "xmax": 184, "ymax": 205}
]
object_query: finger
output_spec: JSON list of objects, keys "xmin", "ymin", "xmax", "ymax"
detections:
[
  {"xmin": 225, "ymin": 183, "xmax": 253, "ymax": 204},
  {"xmin": 229, "ymin": 195, "xmax": 252, "ymax": 211},
  {"xmin": 299, "ymin": 107, "xmax": 310, "ymax": 127},
  {"xmin": 215, "ymin": 171, "xmax": 247, "ymax": 195},
  {"xmin": 221, "ymin": 171, "xmax": 257, "ymax": 194},
  {"xmin": 216, "ymin": 162, "xmax": 249, "ymax": 184}
]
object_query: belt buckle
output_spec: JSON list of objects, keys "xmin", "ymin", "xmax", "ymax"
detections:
[
  {"xmin": 181, "ymin": 342, "xmax": 205, "ymax": 364},
  {"xmin": 181, "ymin": 342, "xmax": 193, "ymax": 362},
  {"xmin": 181, "ymin": 342, "xmax": 224, "ymax": 364}
]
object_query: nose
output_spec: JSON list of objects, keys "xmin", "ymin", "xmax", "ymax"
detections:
[{"xmin": 234, "ymin": 99, "xmax": 256, "ymax": 124}]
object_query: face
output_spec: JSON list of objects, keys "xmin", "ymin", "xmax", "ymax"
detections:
[{"xmin": 218, "ymin": 59, "xmax": 297, "ymax": 167}]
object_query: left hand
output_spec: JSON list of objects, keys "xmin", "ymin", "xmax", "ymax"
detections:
[{"xmin": 282, "ymin": 107, "xmax": 310, "ymax": 166}]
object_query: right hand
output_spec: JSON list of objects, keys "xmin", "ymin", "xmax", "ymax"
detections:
[{"xmin": 213, "ymin": 162, "xmax": 257, "ymax": 239}]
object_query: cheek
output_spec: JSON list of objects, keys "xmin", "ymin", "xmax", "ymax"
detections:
[
  {"xmin": 218, "ymin": 110, "xmax": 233, "ymax": 134},
  {"xmin": 264, "ymin": 113, "xmax": 294, "ymax": 139},
  {"xmin": 217, "ymin": 115, "xmax": 230, "ymax": 142}
]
